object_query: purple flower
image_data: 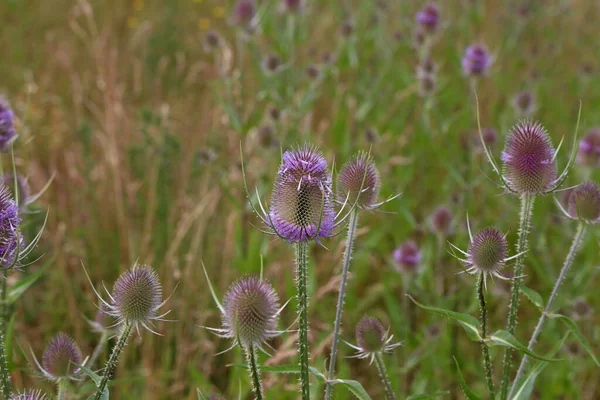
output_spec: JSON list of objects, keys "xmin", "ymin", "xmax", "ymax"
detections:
[
  {"xmin": 462, "ymin": 44, "xmax": 492, "ymax": 77},
  {"xmin": 512, "ymin": 91, "xmax": 536, "ymax": 116},
  {"xmin": 338, "ymin": 152, "xmax": 381, "ymax": 210},
  {"xmin": 430, "ymin": 206, "xmax": 452, "ymax": 235},
  {"xmin": 567, "ymin": 181, "xmax": 600, "ymax": 223},
  {"xmin": 232, "ymin": 0, "xmax": 255, "ymax": 27},
  {"xmin": 467, "ymin": 228, "xmax": 507, "ymax": 274},
  {"xmin": 348, "ymin": 316, "xmax": 401, "ymax": 363},
  {"xmin": 39, "ymin": 333, "xmax": 83, "ymax": 381},
  {"xmin": 0, "ymin": 97, "xmax": 17, "ymax": 151},
  {"xmin": 1, "ymin": 173, "xmax": 29, "ymax": 208},
  {"xmin": 501, "ymin": 120, "xmax": 557, "ymax": 194},
  {"xmin": 415, "ymin": 3, "xmax": 440, "ymax": 33},
  {"xmin": 268, "ymin": 144, "xmax": 335, "ymax": 243},
  {"xmin": 577, "ymin": 128, "xmax": 600, "ymax": 167},
  {"xmin": 9, "ymin": 389, "xmax": 48, "ymax": 400},
  {"xmin": 393, "ymin": 240, "xmax": 421, "ymax": 273},
  {"xmin": 0, "ymin": 184, "xmax": 23, "ymax": 268}
]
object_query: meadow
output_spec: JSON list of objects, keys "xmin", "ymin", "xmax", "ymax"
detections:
[{"xmin": 0, "ymin": 0, "xmax": 599, "ymax": 399}]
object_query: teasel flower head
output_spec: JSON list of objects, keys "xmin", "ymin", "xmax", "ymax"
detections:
[
  {"xmin": 462, "ymin": 44, "xmax": 492, "ymax": 77},
  {"xmin": 347, "ymin": 316, "xmax": 401, "ymax": 364},
  {"xmin": 415, "ymin": 3, "xmax": 440, "ymax": 33},
  {"xmin": 0, "ymin": 96, "xmax": 17, "ymax": 151},
  {"xmin": 9, "ymin": 389, "xmax": 48, "ymax": 400},
  {"xmin": 577, "ymin": 128, "xmax": 600, "ymax": 167},
  {"xmin": 430, "ymin": 205, "xmax": 453, "ymax": 235},
  {"xmin": 501, "ymin": 120, "xmax": 558, "ymax": 194},
  {"xmin": 232, "ymin": 0, "xmax": 255, "ymax": 29},
  {"xmin": 34, "ymin": 333, "xmax": 83, "ymax": 382},
  {"xmin": 450, "ymin": 222, "xmax": 516, "ymax": 288},
  {"xmin": 393, "ymin": 240, "xmax": 422, "ymax": 274},
  {"xmin": 281, "ymin": 0, "xmax": 302, "ymax": 14},
  {"xmin": 561, "ymin": 181, "xmax": 600, "ymax": 224},
  {"xmin": 338, "ymin": 152, "xmax": 382, "ymax": 210},
  {"xmin": 512, "ymin": 91, "xmax": 537, "ymax": 116},
  {"xmin": 0, "ymin": 184, "xmax": 24, "ymax": 269}
]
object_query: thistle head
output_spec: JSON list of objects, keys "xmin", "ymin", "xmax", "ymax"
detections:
[
  {"xmin": 222, "ymin": 275, "xmax": 280, "ymax": 348},
  {"xmin": 462, "ymin": 44, "xmax": 492, "ymax": 77},
  {"xmin": 466, "ymin": 227, "xmax": 508, "ymax": 277},
  {"xmin": 9, "ymin": 390, "xmax": 48, "ymax": 400},
  {"xmin": 110, "ymin": 264, "xmax": 165, "ymax": 329},
  {"xmin": 338, "ymin": 152, "xmax": 381, "ymax": 210},
  {"xmin": 567, "ymin": 181, "xmax": 600, "ymax": 223},
  {"xmin": 0, "ymin": 184, "xmax": 23, "ymax": 268},
  {"xmin": 41, "ymin": 333, "xmax": 82, "ymax": 381},
  {"xmin": 268, "ymin": 144, "xmax": 335, "ymax": 243},
  {"xmin": 430, "ymin": 206, "xmax": 452, "ymax": 235},
  {"xmin": 351, "ymin": 316, "xmax": 401, "ymax": 362},
  {"xmin": 501, "ymin": 120, "xmax": 557, "ymax": 194},
  {"xmin": 512, "ymin": 91, "xmax": 536, "ymax": 116},
  {"xmin": 0, "ymin": 96, "xmax": 17, "ymax": 151},
  {"xmin": 577, "ymin": 128, "xmax": 600, "ymax": 167},
  {"xmin": 415, "ymin": 3, "xmax": 440, "ymax": 33},
  {"xmin": 393, "ymin": 240, "xmax": 421, "ymax": 273}
]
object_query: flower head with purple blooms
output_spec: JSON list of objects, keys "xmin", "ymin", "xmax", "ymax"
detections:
[
  {"xmin": 267, "ymin": 144, "xmax": 335, "ymax": 243},
  {"xmin": 415, "ymin": 3, "xmax": 440, "ymax": 33},
  {"xmin": 430, "ymin": 206, "xmax": 452, "ymax": 235},
  {"xmin": 232, "ymin": 0, "xmax": 255, "ymax": 27},
  {"xmin": 0, "ymin": 97, "xmax": 17, "ymax": 151},
  {"xmin": 9, "ymin": 389, "xmax": 48, "ymax": 400},
  {"xmin": 347, "ymin": 316, "xmax": 401, "ymax": 363},
  {"xmin": 462, "ymin": 44, "xmax": 492, "ymax": 77},
  {"xmin": 501, "ymin": 120, "xmax": 557, "ymax": 194},
  {"xmin": 0, "ymin": 184, "xmax": 23, "ymax": 268},
  {"xmin": 1, "ymin": 173, "xmax": 29, "ymax": 208},
  {"xmin": 564, "ymin": 181, "xmax": 600, "ymax": 224},
  {"xmin": 36, "ymin": 333, "xmax": 83, "ymax": 382},
  {"xmin": 338, "ymin": 152, "xmax": 381, "ymax": 210},
  {"xmin": 577, "ymin": 128, "xmax": 600, "ymax": 167},
  {"xmin": 393, "ymin": 240, "xmax": 421, "ymax": 273}
]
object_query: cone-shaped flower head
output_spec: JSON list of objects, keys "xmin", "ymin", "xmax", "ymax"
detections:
[
  {"xmin": 431, "ymin": 206, "xmax": 452, "ymax": 235},
  {"xmin": 415, "ymin": 3, "xmax": 440, "ymax": 33},
  {"xmin": 512, "ymin": 91, "xmax": 536, "ymax": 116},
  {"xmin": 462, "ymin": 44, "xmax": 492, "ymax": 77},
  {"xmin": 567, "ymin": 181, "xmax": 600, "ymax": 223},
  {"xmin": 0, "ymin": 97, "xmax": 17, "ymax": 151},
  {"xmin": 349, "ymin": 316, "xmax": 401, "ymax": 363},
  {"xmin": 467, "ymin": 228, "xmax": 508, "ymax": 275},
  {"xmin": 0, "ymin": 184, "xmax": 23, "ymax": 268},
  {"xmin": 501, "ymin": 120, "xmax": 557, "ymax": 194},
  {"xmin": 393, "ymin": 240, "xmax": 421, "ymax": 273},
  {"xmin": 222, "ymin": 275, "xmax": 280, "ymax": 348},
  {"xmin": 268, "ymin": 144, "xmax": 335, "ymax": 242},
  {"xmin": 338, "ymin": 152, "xmax": 381, "ymax": 210},
  {"xmin": 9, "ymin": 389, "xmax": 48, "ymax": 400},
  {"xmin": 41, "ymin": 333, "xmax": 82, "ymax": 381},
  {"xmin": 111, "ymin": 264, "xmax": 164, "ymax": 329},
  {"xmin": 577, "ymin": 128, "xmax": 600, "ymax": 167}
]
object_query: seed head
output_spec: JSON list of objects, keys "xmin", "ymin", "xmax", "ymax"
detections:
[
  {"xmin": 222, "ymin": 275, "xmax": 280, "ymax": 348},
  {"xmin": 338, "ymin": 152, "xmax": 381, "ymax": 210},
  {"xmin": 41, "ymin": 333, "xmax": 82, "ymax": 381},
  {"xmin": 577, "ymin": 128, "xmax": 600, "ymax": 167},
  {"xmin": 431, "ymin": 206, "xmax": 452, "ymax": 235},
  {"xmin": 0, "ymin": 184, "xmax": 23, "ymax": 268},
  {"xmin": 462, "ymin": 44, "xmax": 492, "ymax": 77},
  {"xmin": 9, "ymin": 390, "xmax": 48, "ymax": 400},
  {"xmin": 512, "ymin": 91, "xmax": 536, "ymax": 116},
  {"xmin": 415, "ymin": 3, "xmax": 440, "ymax": 33},
  {"xmin": 467, "ymin": 227, "xmax": 507, "ymax": 275},
  {"xmin": 0, "ymin": 97, "xmax": 17, "ymax": 151},
  {"xmin": 567, "ymin": 181, "xmax": 600, "ymax": 223},
  {"xmin": 356, "ymin": 316, "xmax": 386, "ymax": 353},
  {"xmin": 268, "ymin": 144, "xmax": 335, "ymax": 243},
  {"xmin": 501, "ymin": 120, "xmax": 557, "ymax": 194},
  {"xmin": 393, "ymin": 240, "xmax": 421, "ymax": 273}
]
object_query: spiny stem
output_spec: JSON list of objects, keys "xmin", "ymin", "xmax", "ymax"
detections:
[
  {"xmin": 500, "ymin": 193, "xmax": 534, "ymax": 399},
  {"xmin": 477, "ymin": 273, "xmax": 495, "ymax": 399},
  {"xmin": 295, "ymin": 242, "xmax": 310, "ymax": 400},
  {"xmin": 324, "ymin": 209, "xmax": 359, "ymax": 400},
  {"xmin": 508, "ymin": 222, "xmax": 586, "ymax": 398},
  {"xmin": 0, "ymin": 273, "xmax": 11, "ymax": 399},
  {"xmin": 95, "ymin": 324, "xmax": 133, "ymax": 400},
  {"xmin": 374, "ymin": 352, "xmax": 397, "ymax": 400},
  {"xmin": 245, "ymin": 344, "xmax": 264, "ymax": 400},
  {"xmin": 57, "ymin": 379, "xmax": 68, "ymax": 400}
]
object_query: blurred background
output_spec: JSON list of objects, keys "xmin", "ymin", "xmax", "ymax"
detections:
[{"xmin": 1, "ymin": 0, "xmax": 599, "ymax": 398}]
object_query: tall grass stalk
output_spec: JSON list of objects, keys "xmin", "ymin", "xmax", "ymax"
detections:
[
  {"xmin": 508, "ymin": 222, "xmax": 586, "ymax": 397},
  {"xmin": 477, "ymin": 273, "xmax": 495, "ymax": 399},
  {"xmin": 295, "ymin": 242, "xmax": 310, "ymax": 400},
  {"xmin": 374, "ymin": 353, "xmax": 397, "ymax": 400}
]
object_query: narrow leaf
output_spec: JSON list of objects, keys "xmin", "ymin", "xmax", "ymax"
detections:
[
  {"xmin": 78, "ymin": 363, "xmax": 109, "ymax": 400},
  {"xmin": 197, "ymin": 389, "xmax": 209, "ymax": 400},
  {"xmin": 489, "ymin": 331, "xmax": 559, "ymax": 362},
  {"xmin": 549, "ymin": 313, "xmax": 599, "ymax": 366},
  {"xmin": 520, "ymin": 286, "xmax": 544, "ymax": 310},
  {"xmin": 453, "ymin": 358, "xmax": 483, "ymax": 400},
  {"xmin": 332, "ymin": 379, "xmax": 372, "ymax": 400},
  {"xmin": 6, "ymin": 254, "xmax": 55, "ymax": 304},
  {"xmin": 407, "ymin": 391, "xmax": 450, "ymax": 400}
]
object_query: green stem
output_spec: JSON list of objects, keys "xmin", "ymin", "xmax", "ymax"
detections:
[
  {"xmin": 324, "ymin": 209, "xmax": 359, "ymax": 400},
  {"xmin": 477, "ymin": 273, "xmax": 495, "ymax": 399},
  {"xmin": 0, "ymin": 274, "xmax": 11, "ymax": 399},
  {"xmin": 88, "ymin": 331, "xmax": 109, "ymax": 370},
  {"xmin": 95, "ymin": 324, "xmax": 133, "ymax": 400},
  {"xmin": 500, "ymin": 193, "xmax": 534, "ymax": 399},
  {"xmin": 295, "ymin": 242, "xmax": 310, "ymax": 400},
  {"xmin": 245, "ymin": 344, "xmax": 264, "ymax": 400},
  {"xmin": 57, "ymin": 379, "xmax": 68, "ymax": 400},
  {"xmin": 508, "ymin": 222, "xmax": 586, "ymax": 398},
  {"xmin": 374, "ymin": 352, "xmax": 397, "ymax": 400}
]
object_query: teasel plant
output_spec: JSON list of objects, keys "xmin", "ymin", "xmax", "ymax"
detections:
[
  {"xmin": 324, "ymin": 151, "xmax": 399, "ymax": 400},
  {"xmin": 83, "ymin": 263, "xmax": 172, "ymax": 399},
  {"xmin": 508, "ymin": 181, "xmax": 600, "ymax": 397},
  {"xmin": 202, "ymin": 265, "xmax": 288, "ymax": 400},
  {"xmin": 475, "ymin": 100, "xmax": 581, "ymax": 399},
  {"xmin": 346, "ymin": 316, "xmax": 401, "ymax": 400},
  {"xmin": 241, "ymin": 143, "xmax": 355, "ymax": 399}
]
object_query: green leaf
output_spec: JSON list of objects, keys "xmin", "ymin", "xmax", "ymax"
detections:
[
  {"xmin": 407, "ymin": 391, "xmax": 450, "ymax": 400},
  {"xmin": 549, "ymin": 313, "xmax": 600, "ymax": 366},
  {"xmin": 6, "ymin": 254, "xmax": 55, "ymax": 304},
  {"xmin": 453, "ymin": 358, "xmax": 482, "ymax": 400},
  {"xmin": 520, "ymin": 286, "xmax": 544, "ymax": 310},
  {"xmin": 77, "ymin": 363, "xmax": 109, "ymax": 400},
  {"xmin": 332, "ymin": 379, "xmax": 372, "ymax": 400},
  {"xmin": 5, "ymin": 314, "xmax": 16, "ymax": 371},
  {"xmin": 197, "ymin": 389, "xmax": 209, "ymax": 400},
  {"xmin": 488, "ymin": 331, "xmax": 559, "ymax": 362},
  {"xmin": 408, "ymin": 295, "xmax": 481, "ymax": 341},
  {"xmin": 510, "ymin": 361, "xmax": 547, "ymax": 400}
]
